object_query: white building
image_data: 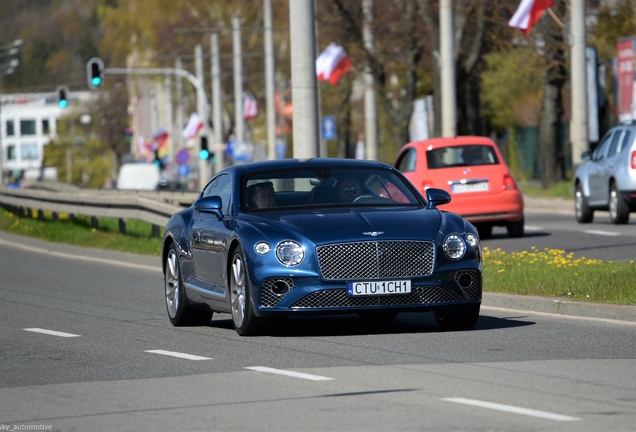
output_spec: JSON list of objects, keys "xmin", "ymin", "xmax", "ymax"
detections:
[{"xmin": 0, "ymin": 91, "xmax": 92, "ymax": 181}]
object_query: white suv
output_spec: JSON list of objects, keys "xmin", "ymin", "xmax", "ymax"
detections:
[{"xmin": 574, "ymin": 122, "xmax": 636, "ymax": 224}]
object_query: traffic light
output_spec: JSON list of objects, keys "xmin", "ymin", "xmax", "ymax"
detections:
[
  {"xmin": 199, "ymin": 136, "xmax": 210, "ymax": 160},
  {"xmin": 153, "ymin": 150, "xmax": 165, "ymax": 169},
  {"xmin": 56, "ymin": 85, "xmax": 69, "ymax": 108},
  {"xmin": 87, "ymin": 57, "xmax": 104, "ymax": 90}
]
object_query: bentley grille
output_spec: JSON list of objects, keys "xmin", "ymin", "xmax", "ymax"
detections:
[
  {"xmin": 291, "ymin": 286, "xmax": 458, "ymax": 309},
  {"xmin": 316, "ymin": 241, "xmax": 435, "ymax": 280}
]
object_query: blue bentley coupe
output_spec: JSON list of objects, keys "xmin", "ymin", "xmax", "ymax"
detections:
[{"xmin": 162, "ymin": 158, "xmax": 482, "ymax": 336}]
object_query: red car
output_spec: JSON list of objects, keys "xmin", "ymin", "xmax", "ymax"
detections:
[{"xmin": 394, "ymin": 136, "xmax": 524, "ymax": 239}]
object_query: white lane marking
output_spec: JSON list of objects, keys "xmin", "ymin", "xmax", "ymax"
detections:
[
  {"xmin": 442, "ymin": 397, "xmax": 579, "ymax": 422},
  {"xmin": 524, "ymin": 225, "xmax": 541, "ymax": 231},
  {"xmin": 145, "ymin": 350, "xmax": 211, "ymax": 361},
  {"xmin": 481, "ymin": 305, "xmax": 636, "ymax": 326},
  {"xmin": 24, "ymin": 328, "xmax": 80, "ymax": 337},
  {"xmin": 245, "ymin": 366, "xmax": 334, "ymax": 381},
  {"xmin": 0, "ymin": 237, "xmax": 159, "ymax": 272},
  {"xmin": 584, "ymin": 230, "xmax": 620, "ymax": 237}
]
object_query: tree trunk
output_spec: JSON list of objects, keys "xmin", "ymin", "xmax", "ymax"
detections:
[{"xmin": 538, "ymin": 0, "xmax": 567, "ymax": 188}]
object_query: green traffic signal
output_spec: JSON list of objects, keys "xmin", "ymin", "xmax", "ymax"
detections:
[
  {"xmin": 56, "ymin": 85, "xmax": 69, "ymax": 108},
  {"xmin": 87, "ymin": 57, "xmax": 104, "ymax": 90}
]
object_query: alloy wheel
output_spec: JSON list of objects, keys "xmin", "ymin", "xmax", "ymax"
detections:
[
  {"xmin": 165, "ymin": 248, "xmax": 180, "ymax": 319},
  {"xmin": 231, "ymin": 254, "xmax": 247, "ymax": 328}
]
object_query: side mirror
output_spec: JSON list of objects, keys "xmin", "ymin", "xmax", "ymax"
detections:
[
  {"xmin": 581, "ymin": 151, "xmax": 591, "ymax": 161},
  {"xmin": 194, "ymin": 195, "xmax": 223, "ymax": 219},
  {"xmin": 426, "ymin": 188, "xmax": 451, "ymax": 208}
]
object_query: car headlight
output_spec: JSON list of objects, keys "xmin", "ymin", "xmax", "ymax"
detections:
[
  {"xmin": 254, "ymin": 242, "xmax": 271, "ymax": 255},
  {"xmin": 466, "ymin": 233, "xmax": 478, "ymax": 248},
  {"xmin": 443, "ymin": 234, "xmax": 466, "ymax": 260},
  {"xmin": 276, "ymin": 241, "xmax": 305, "ymax": 266}
]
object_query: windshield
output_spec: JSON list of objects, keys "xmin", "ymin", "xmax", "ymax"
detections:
[
  {"xmin": 427, "ymin": 144, "xmax": 499, "ymax": 169},
  {"xmin": 243, "ymin": 167, "xmax": 421, "ymax": 211}
]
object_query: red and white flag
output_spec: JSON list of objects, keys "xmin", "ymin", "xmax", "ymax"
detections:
[
  {"xmin": 508, "ymin": 0, "xmax": 554, "ymax": 34},
  {"xmin": 243, "ymin": 92, "xmax": 258, "ymax": 120},
  {"xmin": 182, "ymin": 112, "xmax": 203, "ymax": 140},
  {"xmin": 316, "ymin": 43, "xmax": 352, "ymax": 85}
]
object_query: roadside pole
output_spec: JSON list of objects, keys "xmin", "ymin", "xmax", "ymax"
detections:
[{"xmin": 289, "ymin": 0, "xmax": 320, "ymax": 158}]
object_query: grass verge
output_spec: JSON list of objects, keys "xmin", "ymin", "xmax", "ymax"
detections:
[
  {"xmin": 0, "ymin": 207, "xmax": 162, "ymax": 256},
  {"xmin": 483, "ymin": 246, "xmax": 636, "ymax": 305}
]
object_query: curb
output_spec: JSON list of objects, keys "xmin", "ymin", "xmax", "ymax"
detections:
[{"xmin": 482, "ymin": 292, "xmax": 636, "ymax": 323}]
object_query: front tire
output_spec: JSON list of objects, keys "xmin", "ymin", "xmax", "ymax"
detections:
[
  {"xmin": 165, "ymin": 243, "xmax": 212, "ymax": 326},
  {"xmin": 230, "ymin": 246, "xmax": 261, "ymax": 336},
  {"xmin": 434, "ymin": 304, "xmax": 480, "ymax": 330},
  {"xmin": 575, "ymin": 183, "xmax": 593, "ymax": 223},
  {"xmin": 609, "ymin": 182, "xmax": 629, "ymax": 224}
]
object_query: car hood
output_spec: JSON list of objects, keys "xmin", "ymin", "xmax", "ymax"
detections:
[{"xmin": 249, "ymin": 207, "xmax": 442, "ymax": 244}]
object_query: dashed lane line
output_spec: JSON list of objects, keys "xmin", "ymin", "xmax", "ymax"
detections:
[
  {"xmin": 245, "ymin": 366, "xmax": 334, "ymax": 381},
  {"xmin": 442, "ymin": 397, "xmax": 579, "ymax": 422},
  {"xmin": 23, "ymin": 328, "xmax": 81, "ymax": 337},
  {"xmin": 145, "ymin": 350, "xmax": 211, "ymax": 360},
  {"xmin": 584, "ymin": 230, "xmax": 620, "ymax": 237}
]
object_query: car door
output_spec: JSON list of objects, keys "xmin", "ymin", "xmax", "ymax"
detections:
[
  {"xmin": 588, "ymin": 132, "xmax": 615, "ymax": 205},
  {"xmin": 191, "ymin": 173, "xmax": 233, "ymax": 296}
]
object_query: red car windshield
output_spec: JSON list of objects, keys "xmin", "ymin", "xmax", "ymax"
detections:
[{"xmin": 427, "ymin": 145, "xmax": 499, "ymax": 169}]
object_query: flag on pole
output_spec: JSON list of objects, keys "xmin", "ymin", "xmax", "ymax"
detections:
[
  {"xmin": 243, "ymin": 92, "xmax": 258, "ymax": 120},
  {"xmin": 316, "ymin": 43, "xmax": 353, "ymax": 85},
  {"xmin": 508, "ymin": 0, "xmax": 554, "ymax": 34},
  {"xmin": 182, "ymin": 112, "xmax": 203, "ymax": 139}
]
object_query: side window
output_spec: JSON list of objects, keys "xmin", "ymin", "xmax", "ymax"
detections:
[
  {"xmin": 396, "ymin": 148, "xmax": 417, "ymax": 172},
  {"xmin": 202, "ymin": 173, "xmax": 232, "ymax": 213},
  {"xmin": 619, "ymin": 131, "xmax": 632, "ymax": 153},
  {"xmin": 607, "ymin": 130, "xmax": 623, "ymax": 158},
  {"xmin": 592, "ymin": 133, "xmax": 612, "ymax": 161}
]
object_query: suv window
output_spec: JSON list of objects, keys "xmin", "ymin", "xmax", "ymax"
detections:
[
  {"xmin": 592, "ymin": 133, "xmax": 612, "ymax": 161},
  {"xmin": 619, "ymin": 130, "xmax": 632, "ymax": 153},
  {"xmin": 607, "ymin": 130, "xmax": 623, "ymax": 158}
]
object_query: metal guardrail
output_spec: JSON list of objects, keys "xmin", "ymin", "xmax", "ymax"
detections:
[{"xmin": 0, "ymin": 183, "xmax": 199, "ymax": 228}]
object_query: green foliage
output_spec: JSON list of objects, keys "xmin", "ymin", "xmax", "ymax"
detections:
[{"xmin": 481, "ymin": 49, "xmax": 545, "ymax": 130}]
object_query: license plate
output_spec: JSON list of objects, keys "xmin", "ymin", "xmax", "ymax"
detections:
[
  {"xmin": 347, "ymin": 280, "xmax": 412, "ymax": 296},
  {"xmin": 451, "ymin": 182, "xmax": 489, "ymax": 193}
]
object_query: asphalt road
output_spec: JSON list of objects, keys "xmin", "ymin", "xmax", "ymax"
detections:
[
  {"xmin": 487, "ymin": 197, "xmax": 636, "ymax": 262},
  {"xmin": 1, "ymin": 230, "xmax": 635, "ymax": 431}
]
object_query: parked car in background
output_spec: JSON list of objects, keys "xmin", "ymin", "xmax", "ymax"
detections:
[
  {"xmin": 162, "ymin": 158, "xmax": 482, "ymax": 336},
  {"xmin": 574, "ymin": 121, "xmax": 636, "ymax": 224},
  {"xmin": 394, "ymin": 136, "xmax": 524, "ymax": 239}
]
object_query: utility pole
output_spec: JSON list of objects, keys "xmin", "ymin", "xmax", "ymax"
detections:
[
  {"xmin": 175, "ymin": 57, "xmax": 185, "ymax": 150},
  {"xmin": 440, "ymin": 0, "xmax": 456, "ymax": 137},
  {"xmin": 233, "ymin": 17, "xmax": 245, "ymax": 147},
  {"xmin": 210, "ymin": 33, "xmax": 224, "ymax": 174},
  {"xmin": 570, "ymin": 0, "xmax": 588, "ymax": 166},
  {"xmin": 264, "ymin": 0, "xmax": 277, "ymax": 160},
  {"xmin": 195, "ymin": 44, "xmax": 208, "ymax": 184},
  {"xmin": 289, "ymin": 0, "xmax": 320, "ymax": 159},
  {"xmin": 363, "ymin": 0, "xmax": 378, "ymax": 160}
]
